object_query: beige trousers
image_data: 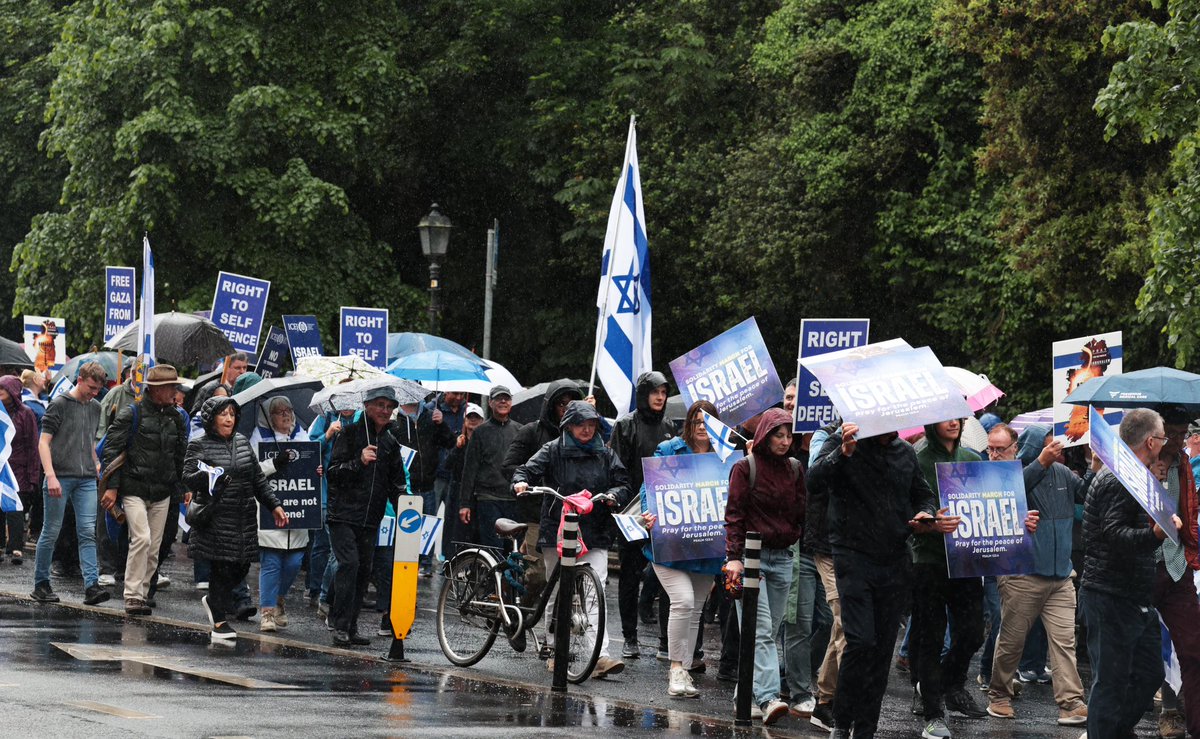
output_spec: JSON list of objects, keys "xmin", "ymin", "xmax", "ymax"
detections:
[
  {"xmin": 988, "ymin": 574, "xmax": 1085, "ymax": 707},
  {"xmin": 813, "ymin": 553, "xmax": 845, "ymax": 704},
  {"xmin": 123, "ymin": 497, "xmax": 171, "ymax": 601}
]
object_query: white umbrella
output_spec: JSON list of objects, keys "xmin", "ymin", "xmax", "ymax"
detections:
[
  {"xmin": 308, "ymin": 375, "xmax": 429, "ymax": 414},
  {"xmin": 295, "ymin": 355, "xmax": 385, "ymax": 386}
]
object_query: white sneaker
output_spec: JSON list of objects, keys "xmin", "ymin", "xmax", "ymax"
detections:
[
  {"xmin": 790, "ymin": 696, "xmax": 816, "ymax": 717},
  {"xmin": 668, "ymin": 666, "xmax": 691, "ymax": 697},
  {"xmin": 195, "ymin": 581, "xmax": 209, "ymax": 591},
  {"xmin": 761, "ymin": 699, "xmax": 788, "ymax": 726},
  {"xmin": 155, "ymin": 574, "xmax": 171, "ymax": 589},
  {"xmin": 97, "ymin": 574, "xmax": 116, "ymax": 586},
  {"xmin": 681, "ymin": 670, "xmax": 699, "ymax": 698}
]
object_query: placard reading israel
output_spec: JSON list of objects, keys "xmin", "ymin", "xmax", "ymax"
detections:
[
  {"xmin": 340, "ymin": 306, "xmax": 388, "ymax": 369},
  {"xmin": 669, "ymin": 317, "xmax": 783, "ymax": 428},
  {"xmin": 936, "ymin": 461, "xmax": 1035, "ymax": 578},
  {"xmin": 642, "ymin": 452, "xmax": 739, "ymax": 562},
  {"xmin": 795, "ymin": 318, "xmax": 870, "ymax": 433},
  {"xmin": 283, "ymin": 314, "xmax": 324, "ymax": 364},
  {"xmin": 806, "ymin": 346, "xmax": 971, "ymax": 438},
  {"xmin": 211, "ymin": 271, "xmax": 271, "ymax": 353},
  {"xmin": 1087, "ymin": 405, "xmax": 1178, "ymax": 544},
  {"xmin": 1052, "ymin": 331, "xmax": 1122, "ymax": 447},
  {"xmin": 258, "ymin": 441, "xmax": 321, "ymax": 530}
]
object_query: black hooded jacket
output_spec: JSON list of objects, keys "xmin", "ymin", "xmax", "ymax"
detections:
[
  {"xmin": 808, "ymin": 430, "xmax": 938, "ymax": 563},
  {"xmin": 503, "ymin": 379, "xmax": 583, "ymax": 521},
  {"xmin": 513, "ymin": 401, "xmax": 632, "ymax": 551},
  {"xmin": 610, "ymin": 371, "xmax": 674, "ymax": 495},
  {"xmin": 327, "ymin": 416, "xmax": 409, "ymax": 528}
]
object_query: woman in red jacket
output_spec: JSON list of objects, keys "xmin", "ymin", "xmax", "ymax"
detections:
[{"xmin": 723, "ymin": 407, "xmax": 805, "ymax": 726}]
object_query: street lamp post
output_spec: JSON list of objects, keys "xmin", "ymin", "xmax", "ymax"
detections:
[{"xmin": 418, "ymin": 203, "xmax": 453, "ymax": 336}]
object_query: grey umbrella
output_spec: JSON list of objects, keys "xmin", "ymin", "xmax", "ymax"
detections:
[
  {"xmin": 0, "ymin": 336, "xmax": 35, "ymax": 369},
  {"xmin": 105, "ymin": 312, "xmax": 234, "ymax": 368},
  {"xmin": 230, "ymin": 375, "xmax": 325, "ymax": 436}
]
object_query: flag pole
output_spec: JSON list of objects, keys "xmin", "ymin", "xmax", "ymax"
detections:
[{"xmin": 587, "ymin": 114, "xmax": 637, "ymax": 400}]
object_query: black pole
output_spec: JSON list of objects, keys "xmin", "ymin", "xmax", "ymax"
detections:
[
  {"xmin": 734, "ymin": 531, "xmax": 762, "ymax": 727},
  {"xmin": 428, "ymin": 259, "xmax": 442, "ymax": 335},
  {"xmin": 551, "ymin": 512, "xmax": 579, "ymax": 693}
]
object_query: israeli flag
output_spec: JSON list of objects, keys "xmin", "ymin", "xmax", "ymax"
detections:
[
  {"xmin": 1161, "ymin": 614, "xmax": 1182, "ymax": 693},
  {"xmin": 132, "ymin": 236, "xmax": 155, "ymax": 401},
  {"xmin": 0, "ymin": 404, "xmax": 22, "ymax": 513},
  {"xmin": 197, "ymin": 461, "xmax": 225, "ymax": 494},
  {"xmin": 613, "ymin": 513, "xmax": 650, "ymax": 542},
  {"xmin": 419, "ymin": 515, "xmax": 442, "ymax": 556},
  {"xmin": 48, "ymin": 374, "xmax": 74, "ymax": 401},
  {"xmin": 591, "ymin": 116, "xmax": 652, "ymax": 413},
  {"xmin": 702, "ymin": 410, "xmax": 743, "ymax": 462},
  {"xmin": 398, "ymin": 444, "xmax": 417, "ymax": 471}
]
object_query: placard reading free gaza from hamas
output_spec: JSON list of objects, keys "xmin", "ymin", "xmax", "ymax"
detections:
[
  {"xmin": 936, "ymin": 460, "xmax": 1035, "ymax": 579},
  {"xmin": 669, "ymin": 317, "xmax": 783, "ymax": 428}
]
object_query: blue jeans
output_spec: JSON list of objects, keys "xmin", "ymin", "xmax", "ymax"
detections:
[
  {"xmin": 1080, "ymin": 588, "xmax": 1163, "ymax": 739},
  {"xmin": 259, "ymin": 548, "xmax": 304, "ymax": 608},
  {"xmin": 34, "ymin": 477, "xmax": 99, "ymax": 588},
  {"xmin": 783, "ymin": 550, "xmax": 829, "ymax": 701},
  {"xmin": 736, "ymin": 548, "xmax": 793, "ymax": 706},
  {"xmin": 476, "ymin": 500, "xmax": 518, "ymax": 551}
]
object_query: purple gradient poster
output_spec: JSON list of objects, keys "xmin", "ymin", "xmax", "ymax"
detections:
[
  {"xmin": 1087, "ymin": 405, "xmax": 1178, "ymax": 544},
  {"xmin": 936, "ymin": 461, "xmax": 1035, "ymax": 578},
  {"xmin": 642, "ymin": 452, "xmax": 741, "ymax": 562},
  {"xmin": 669, "ymin": 317, "xmax": 783, "ymax": 428},
  {"xmin": 806, "ymin": 346, "xmax": 971, "ymax": 438}
]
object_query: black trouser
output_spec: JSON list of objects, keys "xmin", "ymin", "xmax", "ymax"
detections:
[
  {"xmin": 717, "ymin": 571, "xmax": 740, "ymax": 676},
  {"xmin": 329, "ymin": 521, "xmax": 375, "ymax": 634},
  {"xmin": 1081, "ymin": 588, "xmax": 1164, "ymax": 739},
  {"xmin": 96, "ymin": 509, "xmax": 127, "ymax": 577},
  {"xmin": 911, "ymin": 563, "xmax": 984, "ymax": 718},
  {"xmin": 618, "ymin": 539, "xmax": 648, "ymax": 640},
  {"xmin": 2, "ymin": 510, "xmax": 24, "ymax": 555},
  {"xmin": 833, "ymin": 552, "xmax": 909, "ymax": 738},
  {"xmin": 209, "ymin": 559, "xmax": 251, "ymax": 625}
]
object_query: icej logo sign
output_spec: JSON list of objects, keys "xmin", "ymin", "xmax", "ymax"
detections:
[{"xmin": 283, "ymin": 315, "xmax": 324, "ymax": 364}]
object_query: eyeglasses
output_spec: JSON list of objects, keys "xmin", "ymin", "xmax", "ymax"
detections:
[
  {"xmin": 690, "ymin": 419, "xmax": 706, "ymax": 427},
  {"xmin": 985, "ymin": 441, "xmax": 1016, "ymax": 456},
  {"xmin": 270, "ymin": 409, "xmax": 294, "ymax": 417},
  {"xmin": 1150, "ymin": 434, "xmax": 1169, "ymax": 444}
]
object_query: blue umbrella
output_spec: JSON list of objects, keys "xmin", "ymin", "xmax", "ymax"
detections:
[
  {"xmin": 386, "ymin": 350, "xmax": 489, "ymax": 382},
  {"xmin": 386, "ymin": 332, "xmax": 480, "ymax": 363},
  {"xmin": 1063, "ymin": 367, "xmax": 1200, "ymax": 408}
]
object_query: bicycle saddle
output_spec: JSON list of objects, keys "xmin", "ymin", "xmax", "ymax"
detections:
[{"xmin": 494, "ymin": 518, "xmax": 529, "ymax": 540}]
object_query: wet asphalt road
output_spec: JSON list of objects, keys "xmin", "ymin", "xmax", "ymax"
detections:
[{"xmin": 0, "ymin": 542, "xmax": 1160, "ymax": 737}]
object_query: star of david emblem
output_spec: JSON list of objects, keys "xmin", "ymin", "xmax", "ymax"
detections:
[{"xmin": 612, "ymin": 261, "xmax": 641, "ymax": 315}]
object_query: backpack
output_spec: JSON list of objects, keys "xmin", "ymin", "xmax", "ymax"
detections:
[{"xmin": 746, "ymin": 453, "xmax": 801, "ymax": 491}]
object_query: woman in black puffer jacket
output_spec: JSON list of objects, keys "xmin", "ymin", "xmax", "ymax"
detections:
[{"xmin": 184, "ymin": 396, "xmax": 286, "ymax": 642}]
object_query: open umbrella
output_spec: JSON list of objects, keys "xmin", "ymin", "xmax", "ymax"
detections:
[
  {"xmin": 1063, "ymin": 367, "xmax": 1200, "ymax": 409},
  {"xmin": 944, "ymin": 367, "xmax": 1005, "ymax": 412},
  {"xmin": 1008, "ymin": 408, "xmax": 1053, "ymax": 433},
  {"xmin": 230, "ymin": 375, "xmax": 324, "ymax": 436},
  {"xmin": 105, "ymin": 312, "xmax": 234, "ymax": 367},
  {"xmin": 386, "ymin": 350, "xmax": 492, "ymax": 394},
  {"xmin": 54, "ymin": 351, "xmax": 122, "ymax": 385},
  {"xmin": 387, "ymin": 332, "xmax": 480, "ymax": 363},
  {"xmin": 510, "ymin": 379, "xmax": 587, "ymax": 423},
  {"xmin": 0, "ymin": 336, "xmax": 34, "ymax": 369},
  {"xmin": 295, "ymin": 355, "xmax": 386, "ymax": 386},
  {"xmin": 308, "ymin": 375, "xmax": 429, "ymax": 414}
]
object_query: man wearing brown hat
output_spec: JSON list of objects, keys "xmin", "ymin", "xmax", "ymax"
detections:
[{"xmin": 100, "ymin": 365, "xmax": 188, "ymax": 615}]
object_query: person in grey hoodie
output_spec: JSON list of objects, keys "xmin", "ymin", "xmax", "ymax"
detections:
[{"xmin": 986, "ymin": 422, "xmax": 1095, "ymax": 725}]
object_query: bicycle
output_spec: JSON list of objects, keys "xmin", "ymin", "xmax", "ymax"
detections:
[{"xmin": 435, "ymin": 486, "xmax": 608, "ymax": 683}]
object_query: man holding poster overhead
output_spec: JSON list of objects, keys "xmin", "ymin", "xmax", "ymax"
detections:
[{"xmin": 1080, "ymin": 409, "xmax": 1182, "ymax": 739}]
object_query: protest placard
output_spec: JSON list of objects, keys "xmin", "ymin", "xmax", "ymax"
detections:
[
  {"xmin": 1088, "ymin": 405, "xmax": 1179, "ymax": 545},
  {"xmin": 257, "ymin": 441, "xmax": 321, "ymax": 530},
  {"xmin": 23, "ymin": 315, "xmax": 66, "ymax": 374},
  {"xmin": 211, "ymin": 271, "xmax": 271, "ymax": 353},
  {"xmin": 806, "ymin": 345, "xmax": 970, "ymax": 439},
  {"xmin": 104, "ymin": 267, "xmax": 136, "ymax": 342},
  {"xmin": 669, "ymin": 317, "xmax": 783, "ymax": 428},
  {"xmin": 642, "ymin": 452, "xmax": 740, "ymax": 562},
  {"xmin": 794, "ymin": 318, "xmax": 870, "ymax": 433},
  {"xmin": 340, "ymin": 307, "xmax": 388, "ymax": 369},
  {"xmin": 936, "ymin": 460, "xmax": 1035, "ymax": 578},
  {"xmin": 283, "ymin": 314, "xmax": 324, "ymax": 364},
  {"xmin": 1052, "ymin": 332, "xmax": 1122, "ymax": 447},
  {"xmin": 255, "ymin": 325, "xmax": 290, "ymax": 378}
]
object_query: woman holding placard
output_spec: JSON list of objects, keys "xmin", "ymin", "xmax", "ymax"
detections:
[{"xmin": 640, "ymin": 400, "xmax": 724, "ymax": 699}]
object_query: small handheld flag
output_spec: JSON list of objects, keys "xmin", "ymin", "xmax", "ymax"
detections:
[
  {"xmin": 613, "ymin": 514, "xmax": 650, "ymax": 542},
  {"xmin": 398, "ymin": 444, "xmax": 417, "ymax": 471},
  {"xmin": 702, "ymin": 410, "xmax": 744, "ymax": 462}
]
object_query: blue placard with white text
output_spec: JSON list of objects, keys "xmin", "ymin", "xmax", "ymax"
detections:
[
  {"xmin": 937, "ymin": 460, "xmax": 1035, "ymax": 578},
  {"xmin": 211, "ymin": 271, "xmax": 271, "ymax": 353},
  {"xmin": 642, "ymin": 452, "xmax": 741, "ymax": 563},
  {"xmin": 255, "ymin": 325, "xmax": 290, "ymax": 378},
  {"xmin": 283, "ymin": 315, "xmax": 324, "ymax": 364},
  {"xmin": 339, "ymin": 307, "xmax": 388, "ymax": 369},
  {"xmin": 795, "ymin": 318, "xmax": 870, "ymax": 432},
  {"xmin": 104, "ymin": 267, "xmax": 136, "ymax": 342},
  {"xmin": 1088, "ymin": 405, "xmax": 1179, "ymax": 544},
  {"xmin": 669, "ymin": 317, "xmax": 783, "ymax": 428}
]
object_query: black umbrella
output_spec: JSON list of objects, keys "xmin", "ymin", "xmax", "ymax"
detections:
[
  {"xmin": 510, "ymin": 379, "xmax": 587, "ymax": 424},
  {"xmin": 0, "ymin": 336, "xmax": 34, "ymax": 370},
  {"xmin": 230, "ymin": 376, "xmax": 324, "ymax": 437},
  {"xmin": 105, "ymin": 312, "xmax": 234, "ymax": 368}
]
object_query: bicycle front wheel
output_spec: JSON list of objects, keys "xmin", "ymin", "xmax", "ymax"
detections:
[
  {"xmin": 565, "ymin": 564, "xmax": 605, "ymax": 683},
  {"xmin": 436, "ymin": 550, "xmax": 500, "ymax": 666}
]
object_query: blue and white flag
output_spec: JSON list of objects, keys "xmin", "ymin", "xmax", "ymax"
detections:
[
  {"xmin": 591, "ymin": 116, "xmax": 652, "ymax": 413},
  {"xmin": 1162, "ymin": 614, "xmax": 1182, "ymax": 694},
  {"xmin": 197, "ymin": 460, "xmax": 225, "ymax": 495},
  {"xmin": 419, "ymin": 515, "xmax": 442, "ymax": 556},
  {"xmin": 132, "ymin": 237, "xmax": 156, "ymax": 401},
  {"xmin": 702, "ymin": 410, "xmax": 743, "ymax": 462},
  {"xmin": 613, "ymin": 514, "xmax": 650, "ymax": 543},
  {"xmin": 399, "ymin": 444, "xmax": 417, "ymax": 472},
  {"xmin": 48, "ymin": 374, "xmax": 74, "ymax": 401},
  {"xmin": 0, "ymin": 403, "xmax": 22, "ymax": 513}
]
